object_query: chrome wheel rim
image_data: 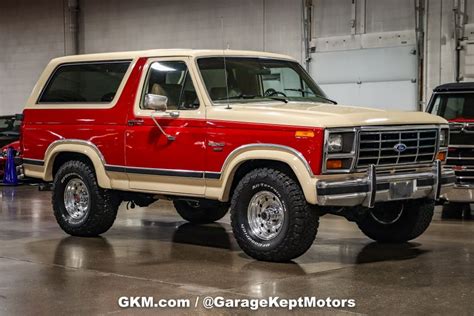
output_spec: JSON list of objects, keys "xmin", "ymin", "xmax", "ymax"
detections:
[
  {"xmin": 247, "ymin": 191, "xmax": 285, "ymax": 241},
  {"xmin": 63, "ymin": 178, "xmax": 90, "ymax": 221},
  {"xmin": 370, "ymin": 204, "xmax": 404, "ymax": 225}
]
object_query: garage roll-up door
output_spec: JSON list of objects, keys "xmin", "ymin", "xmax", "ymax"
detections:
[{"xmin": 309, "ymin": 31, "xmax": 418, "ymax": 111}]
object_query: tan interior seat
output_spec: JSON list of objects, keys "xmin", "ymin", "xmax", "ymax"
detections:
[{"xmin": 151, "ymin": 83, "xmax": 167, "ymax": 96}]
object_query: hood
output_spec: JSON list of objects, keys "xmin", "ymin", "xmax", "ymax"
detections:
[
  {"xmin": 208, "ymin": 102, "xmax": 448, "ymax": 128},
  {"xmin": 1, "ymin": 140, "xmax": 20, "ymax": 152}
]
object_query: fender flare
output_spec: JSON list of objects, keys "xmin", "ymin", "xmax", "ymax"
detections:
[
  {"xmin": 216, "ymin": 144, "xmax": 317, "ymax": 204},
  {"xmin": 43, "ymin": 139, "xmax": 112, "ymax": 188}
]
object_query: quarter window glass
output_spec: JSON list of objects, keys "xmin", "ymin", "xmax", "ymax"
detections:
[
  {"xmin": 142, "ymin": 61, "xmax": 199, "ymax": 110},
  {"xmin": 39, "ymin": 62, "xmax": 130, "ymax": 103}
]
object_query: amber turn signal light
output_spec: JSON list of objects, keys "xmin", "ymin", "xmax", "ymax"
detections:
[
  {"xmin": 436, "ymin": 151, "xmax": 447, "ymax": 161},
  {"xmin": 326, "ymin": 159, "xmax": 343, "ymax": 169},
  {"xmin": 295, "ymin": 130, "xmax": 314, "ymax": 138}
]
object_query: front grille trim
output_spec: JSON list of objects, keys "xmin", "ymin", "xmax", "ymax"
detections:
[
  {"xmin": 445, "ymin": 144, "xmax": 474, "ymax": 184},
  {"xmin": 355, "ymin": 128, "xmax": 439, "ymax": 171},
  {"xmin": 322, "ymin": 125, "xmax": 446, "ymax": 175}
]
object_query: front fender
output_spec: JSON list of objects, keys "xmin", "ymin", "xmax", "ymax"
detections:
[{"xmin": 207, "ymin": 144, "xmax": 317, "ymax": 204}]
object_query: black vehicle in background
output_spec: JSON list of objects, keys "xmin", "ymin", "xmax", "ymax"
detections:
[
  {"xmin": 427, "ymin": 82, "xmax": 474, "ymax": 219},
  {"xmin": 0, "ymin": 115, "xmax": 21, "ymax": 147}
]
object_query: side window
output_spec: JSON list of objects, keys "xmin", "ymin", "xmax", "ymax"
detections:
[
  {"xmin": 430, "ymin": 96, "xmax": 441, "ymax": 116},
  {"xmin": 444, "ymin": 97, "xmax": 465, "ymax": 120},
  {"xmin": 38, "ymin": 61, "xmax": 130, "ymax": 103},
  {"xmin": 142, "ymin": 61, "xmax": 199, "ymax": 110}
]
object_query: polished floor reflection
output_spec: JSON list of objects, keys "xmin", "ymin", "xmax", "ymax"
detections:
[{"xmin": 0, "ymin": 186, "xmax": 473, "ymax": 315}]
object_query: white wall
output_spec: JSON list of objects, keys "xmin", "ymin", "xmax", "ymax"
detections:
[
  {"xmin": 1, "ymin": 0, "xmax": 473, "ymax": 115},
  {"xmin": 0, "ymin": 0, "xmax": 303, "ymax": 115},
  {"xmin": 80, "ymin": 0, "xmax": 302, "ymax": 61},
  {"xmin": 0, "ymin": 0, "xmax": 65, "ymax": 115}
]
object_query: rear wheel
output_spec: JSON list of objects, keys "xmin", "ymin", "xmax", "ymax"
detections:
[
  {"xmin": 173, "ymin": 199, "xmax": 229, "ymax": 224},
  {"xmin": 52, "ymin": 160, "xmax": 120, "ymax": 237},
  {"xmin": 230, "ymin": 168, "xmax": 319, "ymax": 262},
  {"xmin": 356, "ymin": 199, "xmax": 434, "ymax": 243}
]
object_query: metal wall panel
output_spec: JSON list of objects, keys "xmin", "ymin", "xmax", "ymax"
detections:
[
  {"xmin": 80, "ymin": 0, "xmax": 303, "ymax": 62},
  {"xmin": 0, "ymin": 0, "xmax": 64, "ymax": 115},
  {"xmin": 423, "ymin": 0, "xmax": 457, "ymax": 106},
  {"xmin": 0, "ymin": 0, "xmax": 303, "ymax": 114},
  {"xmin": 313, "ymin": 0, "xmax": 352, "ymax": 37},
  {"xmin": 365, "ymin": 0, "xmax": 415, "ymax": 33}
]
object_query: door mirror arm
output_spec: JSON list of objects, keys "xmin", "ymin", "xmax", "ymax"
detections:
[
  {"xmin": 144, "ymin": 93, "xmax": 177, "ymax": 141},
  {"xmin": 150, "ymin": 113, "xmax": 176, "ymax": 141}
]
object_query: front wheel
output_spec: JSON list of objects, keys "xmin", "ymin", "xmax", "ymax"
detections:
[
  {"xmin": 230, "ymin": 168, "xmax": 319, "ymax": 262},
  {"xmin": 52, "ymin": 160, "xmax": 120, "ymax": 237},
  {"xmin": 356, "ymin": 199, "xmax": 434, "ymax": 243}
]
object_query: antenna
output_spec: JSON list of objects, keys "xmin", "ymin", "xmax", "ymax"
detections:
[{"xmin": 220, "ymin": 16, "xmax": 231, "ymax": 109}]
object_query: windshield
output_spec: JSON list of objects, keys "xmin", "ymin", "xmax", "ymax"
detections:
[
  {"xmin": 197, "ymin": 57, "xmax": 332, "ymax": 104},
  {"xmin": 429, "ymin": 93, "xmax": 474, "ymax": 121}
]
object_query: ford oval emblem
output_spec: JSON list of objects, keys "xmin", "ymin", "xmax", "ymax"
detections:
[{"xmin": 393, "ymin": 143, "xmax": 407, "ymax": 153}]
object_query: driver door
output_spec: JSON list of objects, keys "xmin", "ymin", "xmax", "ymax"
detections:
[{"xmin": 124, "ymin": 57, "xmax": 206, "ymax": 195}]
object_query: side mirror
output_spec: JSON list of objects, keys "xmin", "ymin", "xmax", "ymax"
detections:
[{"xmin": 144, "ymin": 94, "xmax": 168, "ymax": 112}]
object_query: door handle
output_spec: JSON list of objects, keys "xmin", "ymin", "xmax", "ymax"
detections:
[{"xmin": 127, "ymin": 119, "xmax": 144, "ymax": 126}]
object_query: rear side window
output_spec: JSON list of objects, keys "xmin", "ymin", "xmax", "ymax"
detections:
[{"xmin": 38, "ymin": 61, "xmax": 131, "ymax": 103}]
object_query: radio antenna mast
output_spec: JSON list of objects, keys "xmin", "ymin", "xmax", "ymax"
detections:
[{"xmin": 220, "ymin": 16, "xmax": 231, "ymax": 109}]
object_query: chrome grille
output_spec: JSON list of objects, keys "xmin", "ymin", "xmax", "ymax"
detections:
[
  {"xmin": 356, "ymin": 129, "xmax": 438, "ymax": 169},
  {"xmin": 445, "ymin": 145, "xmax": 474, "ymax": 185}
]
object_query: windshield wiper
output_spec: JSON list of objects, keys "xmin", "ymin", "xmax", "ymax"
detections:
[
  {"xmin": 284, "ymin": 88, "xmax": 337, "ymax": 104},
  {"xmin": 214, "ymin": 94, "xmax": 288, "ymax": 104},
  {"xmin": 315, "ymin": 95, "xmax": 337, "ymax": 105},
  {"xmin": 266, "ymin": 96, "xmax": 288, "ymax": 103},
  {"xmin": 213, "ymin": 94, "xmax": 256, "ymax": 101}
]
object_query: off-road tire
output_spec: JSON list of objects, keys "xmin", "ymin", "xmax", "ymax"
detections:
[
  {"xmin": 357, "ymin": 199, "xmax": 434, "ymax": 243},
  {"xmin": 52, "ymin": 160, "xmax": 120, "ymax": 237},
  {"xmin": 230, "ymin": 168, "xmax": 319, "ymax": 262},
  {"xmin": 441, "ymin": 202, "xmax": 468, "ymax": 219},
  {"xmin": 173, "ymin": 199, "xmax": 229, "ymax": 224}
]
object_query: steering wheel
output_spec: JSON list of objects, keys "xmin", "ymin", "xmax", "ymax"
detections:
[{"xmin": 264, "ymin": 88, "xmax": 287, "ymax": 98}]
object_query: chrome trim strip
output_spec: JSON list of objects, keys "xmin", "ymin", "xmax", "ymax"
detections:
[{"xmin": 449, "ymin": 144, "xmax": 474, "ymax": 148}]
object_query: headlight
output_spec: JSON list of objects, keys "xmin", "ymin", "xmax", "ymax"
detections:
[
  {"xmin": 328, "ymin": 134, "xmax": 343, "ymax": 153},
  {"xmin": 439, "ymin": 129, "xmax": 449, "ymax": 147}
]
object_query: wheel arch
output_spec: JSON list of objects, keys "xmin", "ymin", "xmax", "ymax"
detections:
[
  {"xmin": 215, "ymin": 145, "xmax": 317, "ymax": 204},
  {"xmin": 43, "ymin": 140, "xmax": 112, "ymax": 188}
]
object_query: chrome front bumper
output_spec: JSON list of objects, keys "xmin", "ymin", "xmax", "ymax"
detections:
[
  {"xmin": 316, "ymin": 161, "xmax": 456, "ymax": 207},
  {"xmin": 441, "ymin": 184, "xmax": 474, "ymax": 203}
]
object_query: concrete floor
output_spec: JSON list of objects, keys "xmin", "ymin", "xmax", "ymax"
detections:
[{"xmin": 0, "ymin": 186, "xmax": 472, "ymax": 315}]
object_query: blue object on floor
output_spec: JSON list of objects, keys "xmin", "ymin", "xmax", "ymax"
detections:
[{"xmin": 3, "ymin": 147, "xmax": 18, "ymax": 185}]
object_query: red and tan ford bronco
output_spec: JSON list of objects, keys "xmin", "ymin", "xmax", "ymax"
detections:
[{"xmin": 21, "ymin": 49, "xmax": 455, "ymax": 262}]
